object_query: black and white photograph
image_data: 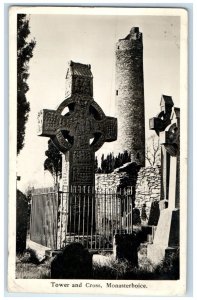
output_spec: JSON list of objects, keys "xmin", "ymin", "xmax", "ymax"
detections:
[{"xmin": 8, "ymin": 6, "xmax": 187, "ymax": 296}]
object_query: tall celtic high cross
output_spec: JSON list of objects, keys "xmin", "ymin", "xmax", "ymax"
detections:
[
  {"xmin": 38, "ymin": 61, "xmax": 117, "ymax": 236},
  {"xmin": 149, "ymin": 95, "xmax": 174, "ymax": 209},
  {"xmin": 147, "ymin": 96, "xmax": 180, "ymax": 264}
]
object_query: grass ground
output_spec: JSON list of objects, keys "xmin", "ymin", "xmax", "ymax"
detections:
[
  {"xmin": 15, "ymin": 248, "xmax": 179, "ymax": 280},
  {"xmin": 16, "ymin": 256, "xmax": 51, "ymax": 279}
]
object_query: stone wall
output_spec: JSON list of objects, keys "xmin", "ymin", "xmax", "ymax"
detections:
[
  {"xmin": 95, "ymin": 166, "xmax": 161, "ymax": 222},
  {"xmin": 95, "ymin": 172, "xmax": 127, "ymax": 190},
  {"xmin": 135, "ymin": 166, "xmax": 161, "ymax": 221}
]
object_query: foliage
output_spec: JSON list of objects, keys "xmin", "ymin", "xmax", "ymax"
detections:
[
  {"xmin": 16, "ymin": 189, "xmax": 29, "ymax": 254},
  {"xmin": 19, "ymin": 248, "xmax": 41, "ymax": 265},
  {"xmin": 94, "ymin": 156, "xmax": 98, "ymax": 172},
  {"xmin": 96, "ymin": 151, "xmax": 131, "ymax": 174},
  {"xmin": 17, "ymin": 14, "xmax": 36, "ymax": 154},
  {"xmin": 145, "ymin": 134, "xmax": 160, "ymax": 166},
  {"xmin": 44, "ymin": 139, "xmax": 62, "ymax": 184}
]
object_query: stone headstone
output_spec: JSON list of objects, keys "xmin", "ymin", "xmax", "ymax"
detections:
[
  {"xmin": 132, "ymin": 207, "xmax": 141, "ymax": 225},
  {"xmin": 113, "ymin": 233, "xmax": 138, "ymax": 267},
  {"xmin": 51, "ymin": 242, "xmax": 92, "ymax": 279},
  {"xmin": 148, "ymin": 200, "xmax": 160, "ymax": 226}
]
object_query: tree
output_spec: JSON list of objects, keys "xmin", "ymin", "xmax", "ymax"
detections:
[
  {"xmin": 94, "ymin": 156, "xmax": 98, "ymax": 172},
  {"xmin": 96, "ymin": 151, "xmax": 131, "ymax": 174},
  {"xmin": 16, "ymin": 189, "xmax": 29, "ymax": 254},
  {"xmin": 145, "ymin": 134, "xmax": 161, "ymax": 166},
  {"xmin": 44, "ymin": 140, "xmax": 62, "ymax": 184},
  {"xmin": 17, "ymin": 14, "xmax": 36, "ymax": 154}
]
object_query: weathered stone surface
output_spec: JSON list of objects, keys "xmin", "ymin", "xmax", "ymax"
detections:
[
  {"xmin": 147, "ymin": 98, "xmax": 180, "ymax": 265},
  {"xmin": 96, "ymin": 164, "xmax": 161, "ymax": 226},
  {"xmin": 51, "ymin": 243, "xmax": 92, "ymax": 279},
  {"xmin": 149, "ymin": 95, "xmax": 174, "ymax": 205},
  {"xmin": 115, "ymin": 27, "xmax": 145, "ymax": 166},
  {"xmin": 147, "ymin": 209, "xmax": 179, "ymax": 264},
  {"xmin": 95, "ymin": 172, "xmax": 126, "ymax": 191},
  {"xmin": 135, "ymin": 166, "xmax": 161, "ymax": 222},
  {"xmin": 38, "ymin": 61, "xmax": 117, "ymax": 235}
]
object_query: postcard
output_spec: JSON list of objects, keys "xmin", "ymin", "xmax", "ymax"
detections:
[{"xmin": 8, "ymin": 6, "xmax": 188, "ymax": 296}]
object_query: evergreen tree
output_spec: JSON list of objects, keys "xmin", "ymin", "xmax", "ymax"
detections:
[
  {"xmin": 44, "ymin": 140, "xmax": 62, "ymax": 184},
  {"xmin": 97, "ymin": 167, "xmax": 102, "ymax": 173},
  {"xmin": 94, "ymin": 156, "xmax": 98, "ymax": 172},
  {"xmin": 16, "ymin": 189, "xmax": 29, "ymax": 254},
  {"xmin": 17, "ymin": 14, "xmax": 36, "ymax": 154},
  {"xmin": 122, "ymin": 150, "xmax": 131, "ymax": 164},
  {"xmin": 101, "ymin": 154, "xmax": 107, "ymax": 173},
  {"xmin": 108, "ymin": 152, "xmax": 113, "ymax": 173},
  {"xmin": 96, "ymin": 151, "xmax": 131, "ymax": 174}
]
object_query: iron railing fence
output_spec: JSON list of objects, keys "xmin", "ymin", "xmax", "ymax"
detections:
[{"xmin": 30, "ymin": 186, "xmax": 133, "ymax": 251}]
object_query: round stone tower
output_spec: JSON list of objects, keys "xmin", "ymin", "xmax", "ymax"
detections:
[{"xmin": 115, "ymin": 27, "xmax": 145, "ymax": 166}]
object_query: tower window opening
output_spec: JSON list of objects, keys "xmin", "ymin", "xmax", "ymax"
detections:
[{"xmin": 116, "ymin": 90, "xmax": 118, "ymax": 96}]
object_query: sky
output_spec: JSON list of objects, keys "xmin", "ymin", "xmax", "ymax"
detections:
[{"xmin": 17, "ymin": 12, "xmax": 180, "ymax": 193}]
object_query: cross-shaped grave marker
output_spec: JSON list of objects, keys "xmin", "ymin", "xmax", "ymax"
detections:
[
  {"xmin": 149, "ymin": 95, "xmax": 174, "ymax": 209},
  {"xmin": 38, "ymin": 61, "xmax": 117, "ymax": 237},
  {"xmin": 147, "ymin": 95, "xmax": 180, "ymax": 264}
]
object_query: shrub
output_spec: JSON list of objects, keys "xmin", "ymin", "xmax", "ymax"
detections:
[
  {"xmin": 16, "ymin": 190, "xmax": 29, "ymax": 254},
  {"xmin": 19, "ymin": 248, "xmax": 41, "ymax": 265}
]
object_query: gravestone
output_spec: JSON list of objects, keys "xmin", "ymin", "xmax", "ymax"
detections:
[
  {"xmin": 38, "ymin": 61, "xmax": 117, "ymax": 238},
  {"xmin": 147, "ymin": 96, "xmax": 180, "ymax": 264},
  {"xmin": 113, "ymin": 233, "xmax": 139, "ymax": 267},
  {"xmin": 51, "ymin": 242, "xmax": 92, "ymax": 279}
]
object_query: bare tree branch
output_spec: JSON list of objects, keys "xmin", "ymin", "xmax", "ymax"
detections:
[{"xmin": 145, "ymin": 134, "xmax": 161, "ymax": 166}]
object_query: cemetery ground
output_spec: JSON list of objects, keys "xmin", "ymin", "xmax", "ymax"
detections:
[{"xmin": 16, "ymin": 244, "xmax": 179, "ymax": 280}]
